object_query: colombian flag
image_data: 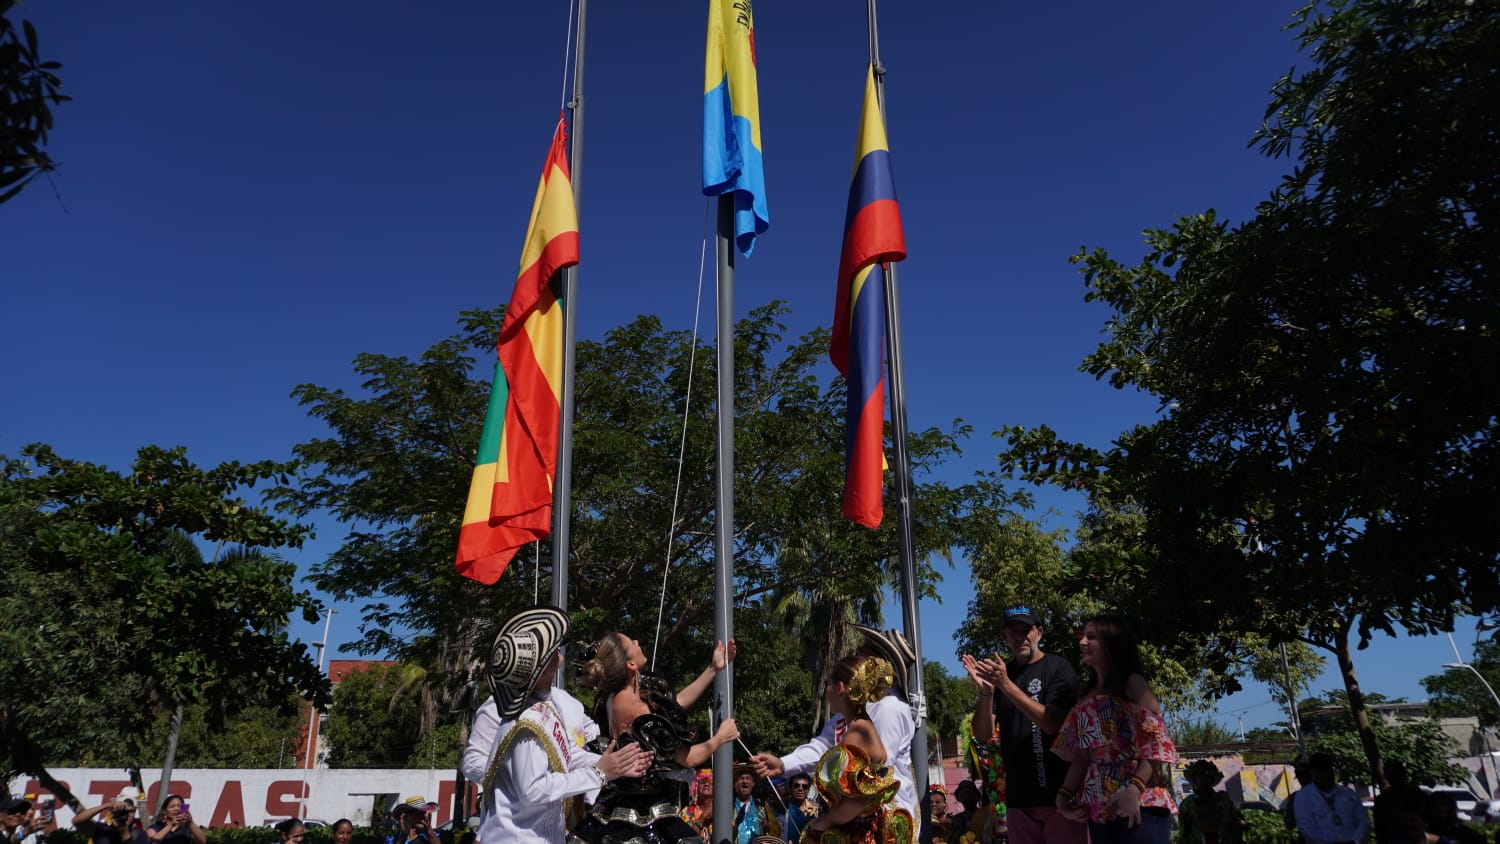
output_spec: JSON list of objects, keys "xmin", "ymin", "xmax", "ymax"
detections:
[
  {"xmin": 703, "ymin": 0, "xmax": 769, "ymax": 255},
  {"xmin": 830, "ymin": 66, "xmax": 906, "ymax": 529},
  {"xmin": 456, "ymin": 114, "xmax": 579, "ymax": 584}
]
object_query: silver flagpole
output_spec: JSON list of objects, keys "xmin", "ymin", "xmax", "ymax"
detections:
[
  {"xmin": 867, "ymin": 0, "xmax": 930, "ymax": 796},
  {"xmin": 710, "ymin": 194, "xmax": 737, "ymax": 844},
  {"xmin": 552, "ymin": 0, "xmax": 587, "ymax": 617}
]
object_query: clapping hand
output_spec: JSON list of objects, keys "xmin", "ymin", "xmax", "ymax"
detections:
[
  {"xmin": 960, "ymin": 654, "xmax": 1005, "ymax": 694},
  {"xmin": 599, "ymin": 738, "xmax": 652, "ymax": 781}
]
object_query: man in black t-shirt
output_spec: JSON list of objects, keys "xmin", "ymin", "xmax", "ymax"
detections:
[
  {"xmin": 962, "ymin": 606, "xmax": 1086, "ymax": 844},
  {"xmin": 72, "ymin": 790, "xmax": 149, "ymax": 844}
]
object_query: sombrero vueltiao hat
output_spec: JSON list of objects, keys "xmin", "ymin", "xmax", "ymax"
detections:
[
  {"xmin": 486, "ymin": 605, "xmax": 569, "ymax": 718},
  {"xmin": 854, "ymin": 625, "xmax": 917, "ymax": 697}
]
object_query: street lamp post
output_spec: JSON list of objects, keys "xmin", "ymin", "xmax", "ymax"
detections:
[
  {"xmin": 1444, "ymin": 631, "xmax": 1500, "ymax": 799},
  {"xmin": 1444, "ymin": 633, "xmax": 1500, "ymax": 714},
  {"xmin": 306, "ymin": 607, "xmax": 336, "ymax": 770}
]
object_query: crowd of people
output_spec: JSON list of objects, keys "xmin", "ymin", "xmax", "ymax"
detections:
[
  {"xmin": 6, "ymin": 606, "xmax": 1491, "ymax": 844},
  {"xmin": 453, "ymin": 603, "xmax": 1496, "ymax": 844},
  {"xmin": 459, "ymin": 605, "xmax": 923, "ymax": 844},
  {"xmin": 0, "ymin": 794, "xmax": 385, "ymax": 844},
  {"xmin": 457, "ymin": 603, "xmax": 1189, "ymax": 844},
  {"xmin": 1282, "ymin": 755, "xmax": 1489, "ymax": 844}
]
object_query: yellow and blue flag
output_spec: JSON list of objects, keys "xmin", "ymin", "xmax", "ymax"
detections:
[
  {"xmin": 703, "ymin": 0, "xmax": 769, "ymax": 255},
  {"xmin": 830, "ymin": 65, "xmax": 906, "ymax": 529}
]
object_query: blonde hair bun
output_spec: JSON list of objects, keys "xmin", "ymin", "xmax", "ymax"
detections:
[{"xmin": 847, "ymin": 656, "xmax": 895, "ymax": 706}]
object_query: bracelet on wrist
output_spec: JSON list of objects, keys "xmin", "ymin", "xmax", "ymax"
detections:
[
  {"xmin": 593, "ymin": 763, "xmax": 608, "ymax": 782},
  {"xmin": 1056, "ymin": 786, "xmax": 1075, "ymax": 800},
  {"xmin": 1128, "ymin": 776, "xmax": 1149, "ymax": 794}
]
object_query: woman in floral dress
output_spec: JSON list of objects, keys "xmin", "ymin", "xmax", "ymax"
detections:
[{"xmin": 1052, "ymin": 614, "xmax": 1177, "ymax": 844}]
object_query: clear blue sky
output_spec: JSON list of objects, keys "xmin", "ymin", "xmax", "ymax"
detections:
[{"xmin": 4, "ymin": 1, "xmax": 1483, "ymax": 732}]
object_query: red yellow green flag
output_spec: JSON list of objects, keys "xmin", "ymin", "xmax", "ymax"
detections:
[{"xmin": 455, "ymin": 114, "xmax": 579, "ymax": 584}]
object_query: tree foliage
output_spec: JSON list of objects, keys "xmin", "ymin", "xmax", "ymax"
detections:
[
  {"xmin": 954, "ymin": 502, "xmax": 1310, "ymax": 717},
  {"xmin": 1298, "ymin": 692, "xmax": 1466, "ymax": 787},
  {"xmin": 922, "ymin": 661, "xmax": 978, "ymax": 748},
  {"xmin": 0, "ymin": 444, "xmax": 329, "ymax": 800},
  {"xmin": 1173, "ymin": 718, "xmax": 1242, "ymax": 748},
  {"xmin": 0, "ymin": 0, "xmax": 66, "ymax": 204},
  {"xmin": 321, "ymin": 663, "xmax": 428, "ymax": 768},
  {"xmin": 998, "ymin": 0, "xmax": 1500, "ymax": 786},
  {"xmin": 1247, "ymin": 638, "xmax": 1326, "ymax": 710},
  {"xmin": 1420, "ymin": 636, "xmax": 1500, "ymax": 729},
  {"xmin": 277, "ymin": 301, "xmax": 1021, "ymax": 759}
]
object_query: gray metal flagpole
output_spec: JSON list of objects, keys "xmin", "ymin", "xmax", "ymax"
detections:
[
  {"xmin": 552, "ymin": 0, "xmax": 587, "ymax": 615},
  {"xmin": 709, "ymin": 194, "xmax": 737, "ymax": 844},
  {"xmin": 867, "ymin": 0, "xmax": 930, "ymax": 796}
]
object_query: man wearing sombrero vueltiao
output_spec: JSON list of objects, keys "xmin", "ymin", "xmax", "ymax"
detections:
[{"xmin": 461, "ymin": 606, "xmax": 651, "ymax": 843}]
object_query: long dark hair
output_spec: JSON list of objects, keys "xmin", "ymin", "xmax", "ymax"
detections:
[
  {"xmin": 1081, "ymin": 613, "xmax": 1147, "ymax": 698},
  {"xmin": 155, "ymin": 795, "xmax": 187, "ymax": 825}
]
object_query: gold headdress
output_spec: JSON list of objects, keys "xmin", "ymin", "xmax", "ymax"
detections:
[{"xmin": 847, "ymin": 656, "xmax": 895, "ymax": 707}]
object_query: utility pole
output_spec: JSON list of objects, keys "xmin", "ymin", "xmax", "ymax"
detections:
[{"xmin": 299, "ymin": 607, "xmax": 336, "ymax": 817}]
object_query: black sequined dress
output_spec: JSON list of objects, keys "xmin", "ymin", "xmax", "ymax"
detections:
[{"xmin": 569, "ymin": 673, "xmax": 703, "ymax": 844}]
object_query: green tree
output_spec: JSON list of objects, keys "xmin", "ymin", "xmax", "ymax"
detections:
[
  {"xmin": 952, "ymin": 498, "xmax": 1072, "ymax": 661},
  {"xmin": 1000, "ymin": 0, "xmax": 1499, "ymax": 787},
  {"xmin": 1243, "ymin": 726, "xmax": 1294, "ymax": 745},
  {"xmin": 1298, "ymin": 692, "xmax": 1465, "ymax": 787},
  {"xmin": 922, "ymin": 661, "xmax": 978, "ymax": 757},
  {"xmin": 131, "ymin": 697, "xmax": 304, "ymax": 769},
  {"xmin": 173, "ymin": 703, "xmax": 304, "ymax": 769},
  {"xmin": 1173, "ymin": 718, "xmax": 1241, "ymax": 748},
  {"xmin": 322, "ymin": 663, "xmax": 426, "ymax": 768},
  {"xmin": 408, "ymin": 723, "xmax": 461, "ymax": 771},
  {"xmin": 701, "ymin": 615, "xmax": 814, "ymax": 758},
  {"xmin": 1420, "ymin": 636, "xmax": 1500, "ymax": 729},
  {"xmin": 278, "ymin": 302, "xmax": 1014, "ymax": 751},
  {"xmin": 0, "ymin": 0, "xmax": 66, "ymax": 204},
  {"xmin": 1247, "ymin": 638, "xmax": 1326, "ymax": 711},
  {"xmin": 954, "ymin": 501, "xmax": 1235, "ymax": 717},
  {"xmin": 0, "ymin": 445, "xmax": 328, "ymax": 804}
]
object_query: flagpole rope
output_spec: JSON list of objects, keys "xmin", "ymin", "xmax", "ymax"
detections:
[
  {"xmin": 649, "ymin": 199, "xmax": 715, "ymax": 668},
  {"xmin": 559, "ymin": 0, "xmax": 577, "ymax": 108},
  {"xmin": 534, "ymin": 540, "xmax": 541, "ymax": 604}
]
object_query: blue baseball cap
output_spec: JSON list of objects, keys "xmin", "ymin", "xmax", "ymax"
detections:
[{"xmin": 1004, "ymin": 607, "xmax": 1038, "ymax": 626}]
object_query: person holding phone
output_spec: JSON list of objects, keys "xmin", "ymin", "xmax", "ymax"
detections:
[
  {"xmin": 3, "ymin": 796, "xmax": 36, "ymax": 844},
  {"xmin": 73, "ymin": 790, "xmax": 149, "ymax": 844},
  {"xmin": 390, "ymin": 798, "xmax": 439, "ymax": 844},
  {"xmin": 146, "ymin": 795, "xmax": 203, "ymax": 844}
]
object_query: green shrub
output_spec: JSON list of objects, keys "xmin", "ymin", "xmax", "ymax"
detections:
[
  {"xmin": 200, "ymin": 828, "xmax": 280, "ymax": 844},
  {"xmin": 1242, "ymin": 809, "xmax": 1296, "ymax": 844}
]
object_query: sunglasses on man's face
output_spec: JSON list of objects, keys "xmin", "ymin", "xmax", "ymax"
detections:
[{"xmin": 791, "ymin": 782, "xmax": 810, "ymax": 789}]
